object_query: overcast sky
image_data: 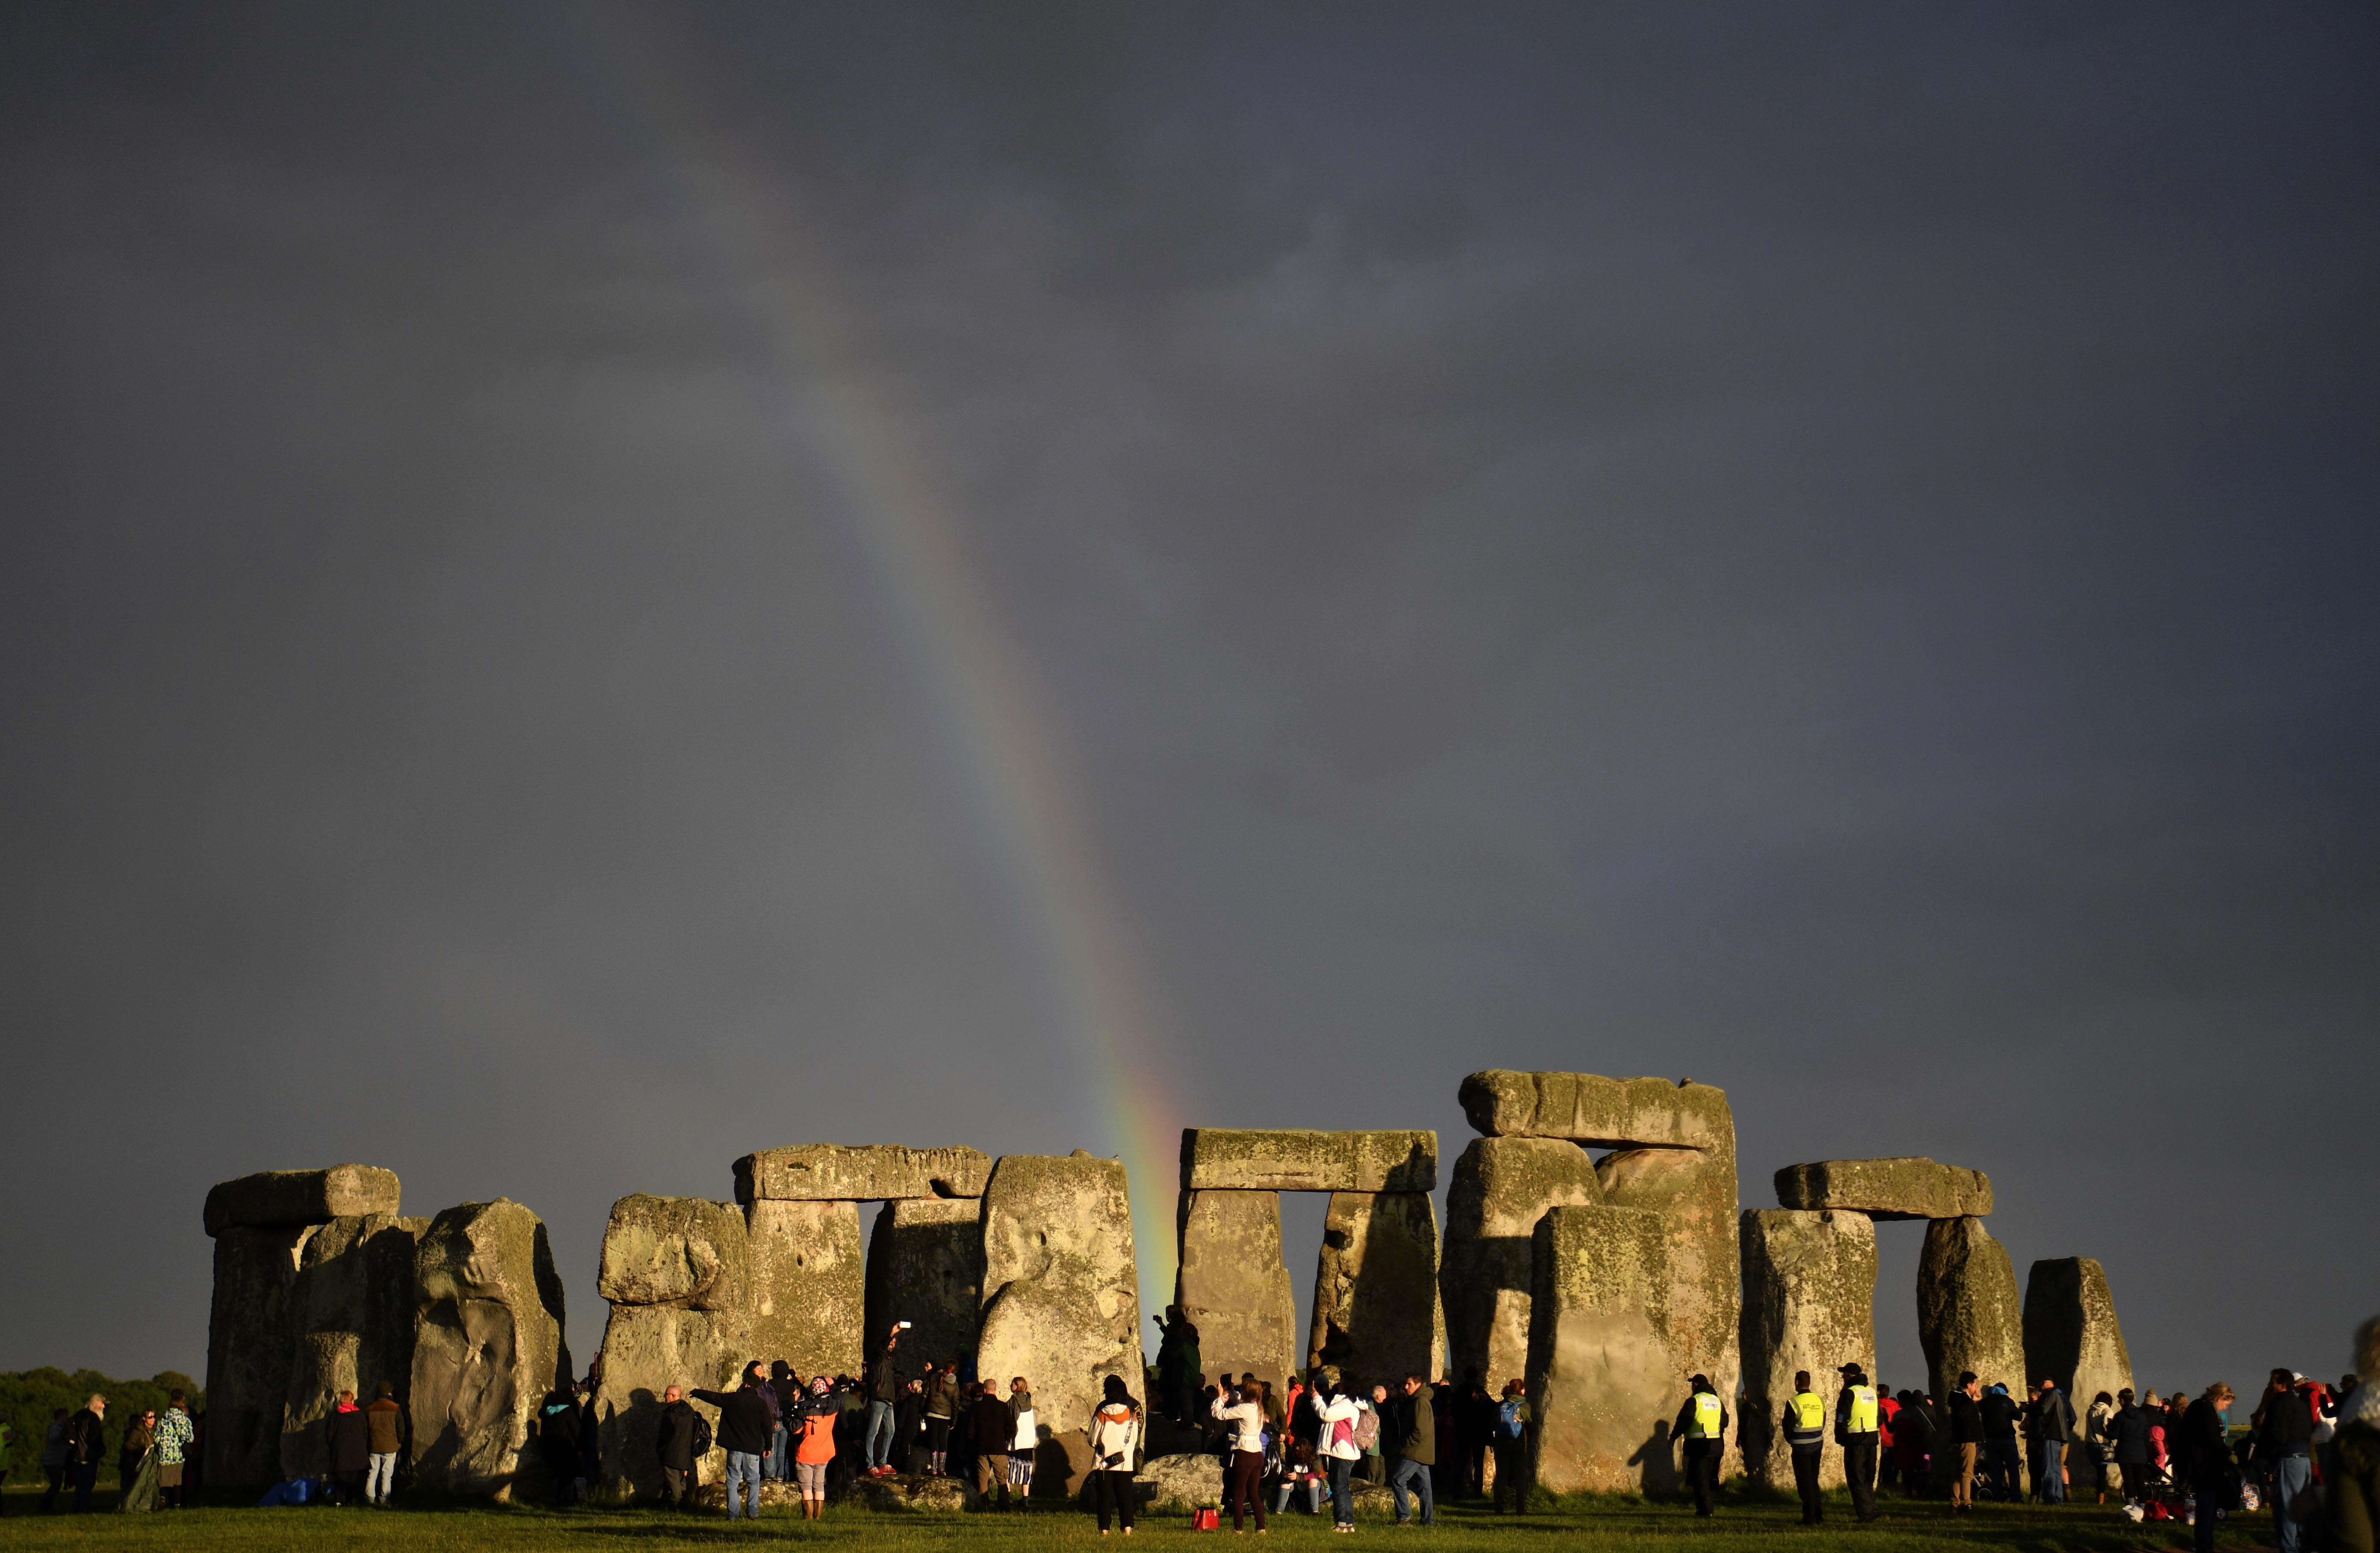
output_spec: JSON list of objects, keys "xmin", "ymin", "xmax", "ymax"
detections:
[{"xmin": 2, "ymin": 3, "xmax": 2373, "ymax": 1396}]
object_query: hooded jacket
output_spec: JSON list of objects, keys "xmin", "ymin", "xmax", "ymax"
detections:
[
  {"xmin": 1090, "ymin": 1400, "xmax": 1140, "ymax": 1470},
  {"xmin": 690, "ymin": 1382, "xmax": 776, "ymax": 1456}
]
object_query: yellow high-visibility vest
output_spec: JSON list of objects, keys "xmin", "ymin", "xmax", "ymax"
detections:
[
  {"xmin": 1688, "ymin": 1393, "xmax": 1723, "ymax": 1439},
  {"xmin": 1847, "ymin": 1385, "xmax": 1878, "ymax": 1432},
  {"xmin": 1790, "ymin": 1391, "xmax": 1825, "ymax": 1431}
]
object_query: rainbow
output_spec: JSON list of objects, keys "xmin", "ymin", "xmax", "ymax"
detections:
[{"xmin": 573, "ymin": 11, "xmax": 1186, "ymax": 1317}]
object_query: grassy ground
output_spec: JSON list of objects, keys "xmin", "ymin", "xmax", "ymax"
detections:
[{"xmin": 0, "ymin": 1484, "xmax": 2277, "ymax": 1553}]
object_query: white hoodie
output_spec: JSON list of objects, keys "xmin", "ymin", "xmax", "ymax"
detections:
[
  {"xmin": 1089, "ymin": 1402, "xmax": 1140, "ymax": 1469},
  {"xmin": 1317, "ymin": 1393, "xmax": 1364, "ymax": 1462}
]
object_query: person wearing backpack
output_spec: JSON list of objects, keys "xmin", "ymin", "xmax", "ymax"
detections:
[
  {"xmin": 654, "ymin": 1385, "xmax": 707, "ymax": 1509},
  {"xmin": 1314, "ymin": 1372, "xmax": 1364, "ymax": 1533},
  {"xmin": 689, "ymin": 1367, "xmax": 775, "ymax": 1520},
  {"xmin": 1492, "ymin": 1379, "xmax": 1532, "ymax": 1515},
  {"xmin": 1088, "ymin": 1375, "xmax": 1142, "ymax": 1535},
  {"xmin": 2028, "ymin": 1378, "xmax": 2076, "ymax": 1504}
]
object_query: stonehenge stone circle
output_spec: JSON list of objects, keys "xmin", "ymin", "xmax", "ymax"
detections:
[
  {"xmin": 1738, "ymin": 1208, "xmax": 1877, "ymax": 1489},
  {"xmin": 1308, "ymin": 1191, "xmax": 1446, "ymax": 1382},
  {"xmin": 976, "ymin": 1152, "xmax": 1144, "ymax": 1495},
  {"xmin": 743, "ymin": 1198, "xmax": 866, "ymax": 1378},
  {"xmin": 865, "ymin": 1196, "xmax": 984, "ymax": 1368},
  {"xmin": 1774, "ymin": 1157, "xmax": 1993, "ymax": 1221},
  {"xmin": 280, "ymin": 1213, "xmax": 427, "ymax": 1478},
  {"xmin": 1180, "ymin": 1128, "xmax": 1437, "ymax": 1193},
  {"xmin": 1525, "ymin": 1203, "xmax": 1675, "ymax": 1493},
  {"xmin": 2023, "ymin": 1257, "xmax": 2133, "ymax": 1426},
  {"xmin": 408, "ymin": 1199, "xmax": 571, "ymax": 1499},
  {"xmin": 1917, "ymin": 1214, "xmax": 2026, "ymax": 1400},
  {"xmin": 1441, "ymin": 1136, "xmax": 1602, "ymax": 1388},
  {"xmin": 734, "ymin": 1143, "xmax": 992, "ymax": 1203},
  {"xmin": 1176, "ymin": 1188, "xmax": 1298, "ymax": 1391},
  {"xmin": 204, "ymin": 1164, "xmax": 402, "ymax": 1237}
]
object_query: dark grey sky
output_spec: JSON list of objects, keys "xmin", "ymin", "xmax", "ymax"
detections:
[{"xmin": 3, "ymin": 3, "xmax": 2373, "ymax": 1395}]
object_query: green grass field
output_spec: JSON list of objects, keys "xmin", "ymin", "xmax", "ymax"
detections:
[{"xmin": 0, "ymin": 1485, "xmax": 2276, "ymax": 1553}]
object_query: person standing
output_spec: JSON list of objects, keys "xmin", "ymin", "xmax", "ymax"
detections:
[
  {"xmin": 0, "ymin": 1408, "xmax": 14, "ymax": 1516},
  {"xmin": 966, "ymin": 1382, "xmax": 1015, "ymax": 1510},
  {"xmin": 1945, "ymin": 1373, "xmax": 1983, "ymax": 1513},
  {"xmin": 1672, "ymin": 1373, "xmax": 1727, "ymax": 1518},
  {"xmin": 654, "ymin": 1385, "xmax": 702, "ymax": 1509},
  {"xmin": 1890, "ymin": 1390, "xmax": 1933, "ymax": 1494},
  {"xmin": 361, "ymin": 1382, "xmax": 404, "ymax": 1506},
  {"xmin": 1391, "ymin": 1374, "xmax": 1437, "ymax": 1526},
  {"xmin": 2180, "ymin": 1383, "xmax": 2240, "ymax": 1553},
  {"xmin": 1490, "ymin": 1379, "xmax": 1530, "ymax": 1517},
  {"xmin": 924, "ymin": 1362, "xmax": 958, "ymax": 1476},
  {"xmin": 790, "ymin": 1376, "xmax": 839, "ymax": 1521},
  {"xmin": 1312, "ymin": 1373, "xmax": 1361, "ymax": 1532},
  {"xmin": 690, "ymin": 1365, "xmax": 777, "ymax": 1519},
  {"xmin": 1875, "ymin": 1384, "xmax": 1900, "ymax": 1496},
  {"xmin": 1089, "ymin": 1375, "xmax": 1141, "ymax": 1536},
  {"xmin": 1782, "ymin": 1370, "xmax": 1827, "ymax": 1525},
  {"xmin": 152, "ymin": 1392, "xmax": 193, "ymax": 1511},
  {"xmin": 117, "ymin": 1409, "xmax": 159, "ymax": 1514},
  {"xmin": 38, "ymin": 1409, "xmax": 71, "ymax": 1512},
  {"xmin": 1212, "ymin": 1379, "xmax": 1268, "ymax": 1532},
  {"xmin": 327, "ymin": 1390, "xmax": 373, "ymax": 1506},
  {"xmin": 2253, "ymin": 1368, "xmax": 2315, "ymax": 1553},
  {"xmin": 1007, "ymin": 1378, "xmax": 1037, "ymax": 1503},
  {"xmin": 64, "ymin": 1396, "xmax": 105, "ymax": 1513},
  {"xmin": 2029, "ymin": 1377, "xmax": 2075, "ymax": 1504},
  {"xmin": 1835, "ymin": 1362, "xmax": 1882, "ymax": 1522},
  {"xmin": 863, "ymin": 1326, "xmax": 903, "ymax": 1476},
  {"xmin": 2109, "ymin": 1388, "xmax": 2151, "ymax": 1502}
]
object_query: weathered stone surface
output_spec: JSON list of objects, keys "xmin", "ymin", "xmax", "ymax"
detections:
[
  {"xmin": 408, "ymin": 1199, "xmax": 571, "ymax": 1499},
  {"xmin": 1460, "ymin": 1072, "xmax": 1729, "ymax": 1151},
  {"xmin": 598, "ymin": 1194, "xmax": 750, "ymax": 1311},
  {"xmin": 734, "ymin": 1144, "xmax": 991, "ymax": 1203},
  {"xmin": 865, "ymin": 1196, "xmax": 984, "ymax": 1370},
  {"xmin": 1917, "ymin": 1216, "xmax": 2025, "ymax": 1400},
  {"xmin": 744, "ymin": 1197, "xmax": 865, "ymax": 1376},
  {"xmin": 1774, "ymin": 1158, "xmax": 1993, "ymax": 1221},
  {"xmin": 1308, "ymin": 1192, "xmax": 1445, "ymax": 1383},
  {"xmin": 203, "ymin": 1224, "xmax": 314, "ymax": 1488},
  {"xmin": 1738, "ymin": 1209, "xmax": 1876, "ymax": 1490},
  {"xmin": 848, "ymin": 1473, "xmax": 975, "ymax": 1512},
  {"xmin": 593, "ymin": 1304, "xmax": 743, "ymax": 1495},
  {"xmin": 1442, "ymin": 1137, "xmax": 1602, "ymax": 1389},
  {"xmin": 1176, "ymin": 1189, "xmax": 1297, "ymax": 1392},
  {"xmin": 280, "ymin": 1214, "xmax": 428, "ymax": 1478},
  {"xmin": 976, "ymin": 1153, "xmax": 1144, "ymax": 1453},
  {"xmin": 1180, "ymin": 1129, "xmax": 1438, "ymax": 1193},
  {"xmin": 1597, "ymin": 1130, "xmax": 1740, "ymax": 1478},
  {"xmin": 1526, "ymin": 1203, "xmax": 1675, "ymax": 1494},
  {"xmin": 204, "ymin": 1164, "xmax": 402, "ymax": 1236},
  {"xmin": 2023, "ymin": 1257, "xmax": 2132, "ymax": 1430},
  {"xmin": 1140, "ymin": 1451, "xmax": 1225, "ymax": 1510}
]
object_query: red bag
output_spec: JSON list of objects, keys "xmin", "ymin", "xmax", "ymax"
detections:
[{"xmin": 1191, "ymin": 1508, "xmax": 1220, "ymax": 1530}]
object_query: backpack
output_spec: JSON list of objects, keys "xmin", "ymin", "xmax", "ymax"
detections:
[
  {"xmin": 690, "ymin": 1413, "xmax": 713, "ymax": 1460},
  {"xmin": 1499, "ymin": 1399, "xmax": 1526, "ymax": 1440},
  {"xmin": 1352, "ymin": 1407, "xmax": 1380, "ymax": 1451}
]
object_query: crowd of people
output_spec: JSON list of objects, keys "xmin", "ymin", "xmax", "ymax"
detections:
[{"xmin": 20, "ymin": 1390, "xmax": 198, "ymax": 1514}]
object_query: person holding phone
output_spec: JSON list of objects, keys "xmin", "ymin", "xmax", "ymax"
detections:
[{"xmin": 864, "ymin": 1325, "xmax": 906, "ymax": 1476}]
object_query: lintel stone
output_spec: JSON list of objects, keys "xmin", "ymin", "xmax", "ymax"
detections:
[
  {"xmin": 1180, "ymin": 1129, "xmax": 1437, "ymax": 1193},
  {"xmin": 1773, "ymin": 1157, "xmax": 1992, "ymax": 1221},
  {"xmin": 1459, "ymin": 1072, "xmax": 1726, "ymax": 1152},
  {"xmin": 204, "ymin": 1165, "xmax": 401, "ymax": 1236},
  {"xmin": 734, "ymin": 1144, "xmax": 991, "ymax": 1203}
]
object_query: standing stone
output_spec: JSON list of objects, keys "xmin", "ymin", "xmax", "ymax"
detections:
[
  {"xmin": 592, "ymin": 1195, "xmax": 752, "ymax": 1497},
  {"xmin": 1525, "ymin": 1203, "xmax": 1674, "ymax": 1494},
  {"xmin": 1597, "ymin": 1140, "xmax": 1741, "ymax": 1477},
  {"xmin": 280, "ymin": 1214, "xmax": 428, "ymax": 1478},
  {"xmin": 1738, "ymin": 1208, "xmax": 1877, "ymax": 1490},
  {"xmin": 1917, "ymin": 1215, "xmax": 2025, "ymax": 1400},
  {"xmin": 1441, "ymin": 1137, "xmax": 1601, "ymax": 1389},
  {"xmin": 735, "ymin": 1143, "xmax": 992, "ymax": 1202},
  {"xmin": 204, "ymin": 1224, "xmax": 315, "ymax": 1488},
  {"xmin": 409, "ymin": 1199, "xmax": 571, "ymax": 1499},
  {"xmin": 865, "ymin": 1197, "xmax": 984, "ymax": 1370},
  {"xmin": 2023, "ymin": 1258, "xmax": 2133, "ymax": 1428},
  {"xmin": 1774, "ymin": 1158, "xmax": 1993, "ymax": 1220},
  {"xmin": 1308, "ymin": 1192, "xmax": 1445, "ymax": 1382},
  {"xmin": 977, "ymin": 1153, "xmax": 1143, "ymax": 1496},
  {"xmin": 1176, "ymin": 1189, "xmax": 1297, "ymax": 1392},
  {"xmin": 743, "ymin": 1198, "xmax": 865, "ymax": 1377}
]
